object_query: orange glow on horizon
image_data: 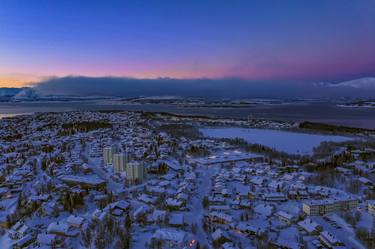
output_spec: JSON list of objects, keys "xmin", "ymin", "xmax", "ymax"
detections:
[
  {"xmin": 0, "ymin": 68, "xmax": 226, "ymax": 88},
  {"xmin": 0, "ymin": 78, "xmax": 34, "ymax": 88},
  {"xmin": 0, "ymin": 73, "xmax": 46, "ymax": 88}
]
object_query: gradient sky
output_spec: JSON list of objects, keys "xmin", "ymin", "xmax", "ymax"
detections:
[{"xmin": 0, "ymin": 0, "xmax": 374, "ymax": 87}]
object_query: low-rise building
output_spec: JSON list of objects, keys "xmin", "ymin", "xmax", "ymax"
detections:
[
  {"xmin": 263, "ymin": 192, "xmax": 287, "ymax": 202},
  {"xmin": 319, "ymin": 231, "xmax": 344, "ymax": 248},
  {"xmin": 297, "ymin": 218, "xmax": 322, "ymax": 235},
  {"xmin": 150, "ymin": 228, "xmax": 189, "ymax": 248},
  {"xmin": 303, "ymin": 197, "xmax": 358, "ymax": 215},
  {"xmin": 275, "ymin": 211, "xmax": 294, "ymax": 225},
  {"xmin": 367, "ymin": 200, "xmax": 375, "ymax": 215}
]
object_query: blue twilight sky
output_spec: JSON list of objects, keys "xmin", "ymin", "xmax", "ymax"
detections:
[{"xmin": 0, "ymin": 0, "xmax": 374, "ymax": 87}]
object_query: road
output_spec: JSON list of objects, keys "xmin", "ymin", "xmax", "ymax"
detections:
[{"xmin": 185, "ymin": 166, "xmax": 218, "ymax": 248}]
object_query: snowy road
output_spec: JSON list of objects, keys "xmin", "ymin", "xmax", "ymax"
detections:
[{"xmin": 185, "ymin": 166, "xmax": 218, "ymax": 248}]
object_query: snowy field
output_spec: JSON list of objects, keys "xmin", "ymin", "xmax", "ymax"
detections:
[{"xmin": 200, "ymin": 127, "xmax": 354, "ymax": 155}]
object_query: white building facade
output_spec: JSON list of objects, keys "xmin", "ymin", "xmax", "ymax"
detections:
[
  {"xmin": 103, "ymin": 146, "xmax": 118, "ymax": 165},
  {"xmin": 113, "ymin": 153, "xmax": 128, "ymax": 172},
  {"xmin": 126, "ymin": 162, "xmax": 146, "ymax": 184}
]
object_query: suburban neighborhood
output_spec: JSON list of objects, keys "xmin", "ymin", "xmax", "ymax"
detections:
[{"xmin": 0, "ymin": 111, "xmax": 374, "ymax": 249}]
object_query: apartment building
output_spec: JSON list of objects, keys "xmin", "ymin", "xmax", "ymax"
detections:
[
  {"xmin": 113, "ymin": 153, "xmax": 128, "ymax": 172},
  {"xmin": 126, "ymin": 162, "xmax": 147, "ymax": 184},
  {"xmin": 103, "ymin": 146, "xmax": 118, "ymax": 165},
  {"xmin": 303, "ymin": 197, "xmax": 358, "ymax": 215}
]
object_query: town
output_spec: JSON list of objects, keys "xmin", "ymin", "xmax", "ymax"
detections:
[{"xmin": 0, "ymin": 111, "xmax": 374, "ymax": 249}]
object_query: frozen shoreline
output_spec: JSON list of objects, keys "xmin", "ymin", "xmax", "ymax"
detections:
[{"xmin": 200, "ymin": 127, "xmax": 354, "ymax": 155}]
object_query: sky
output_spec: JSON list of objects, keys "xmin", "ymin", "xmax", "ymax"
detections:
[{"xmin": 0, "ymin": 0, "xmax": 374, "ymax": 87}]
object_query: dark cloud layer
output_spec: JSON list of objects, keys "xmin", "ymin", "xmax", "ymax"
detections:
[{"xmin": 34, "ymin": 76, "xmax": 374, "ymax": 99}]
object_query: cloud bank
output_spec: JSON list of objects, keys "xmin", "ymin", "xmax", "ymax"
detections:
[{"xmin": 33, "ymin": 76, "xmax": 375, "ymax": 99}]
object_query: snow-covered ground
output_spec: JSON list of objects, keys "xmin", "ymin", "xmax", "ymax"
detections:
[
  {"xmin": 201, "ymin": 127, "xmax": 353, "ymax": 155},
  {"xmin": 0, "ymin": 110, "xmax": 372, "ymax": 249},
  {"xmin": 312, "ymin": 215, "xmax": 366, "ymax": 249}
]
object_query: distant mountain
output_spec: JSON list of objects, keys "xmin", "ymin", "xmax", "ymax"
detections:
[
  {"xmin": 10, "ymin": 87, "xmax": 115, "ymax": 102},
  {"xmin": 12, "ymin": 87, "xmax": 42, "ymax": 101},
  {"xmin": 0, "ymin": 87, "xmax": 22, "ymax": 101},
  {"xmin": 0, "ymin": 87, "xmax": 22, "ymax": 97},
  {"xmin": 331, "ymin": 77, "xmax": 375, "ymax": 89}
]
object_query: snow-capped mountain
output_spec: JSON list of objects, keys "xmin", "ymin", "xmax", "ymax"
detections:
[
  {"xmin": 331, "ymin": 77, "xmax": 375, "ymax": 89},
  {"xmin": 0, "ymin": 88, "xmax": 22, "ymax": 97},
  {"xmin": 12, "ymin": 87, "xmax": 42, "ymax": 101},
  {"xmin": 10, "ymin": 87, "xmax": 115, "ymax": 102}
]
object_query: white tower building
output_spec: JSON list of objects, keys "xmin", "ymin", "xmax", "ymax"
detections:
[
  {"xmin": 113, "ymin": 153, "xmax": 128, "ymax": 172},
  {"xmin": 126, "ymin": 162, "xmax": 146, "ymax": 184},
  {"xmin": 103, "ymin": 146, "xmax": 118, "ymax": 165}
]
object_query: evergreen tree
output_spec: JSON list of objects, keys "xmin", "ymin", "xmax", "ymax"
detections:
[{"xmin": 125, "ymin": 213, "xmax": 132, "ymax": 231}]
